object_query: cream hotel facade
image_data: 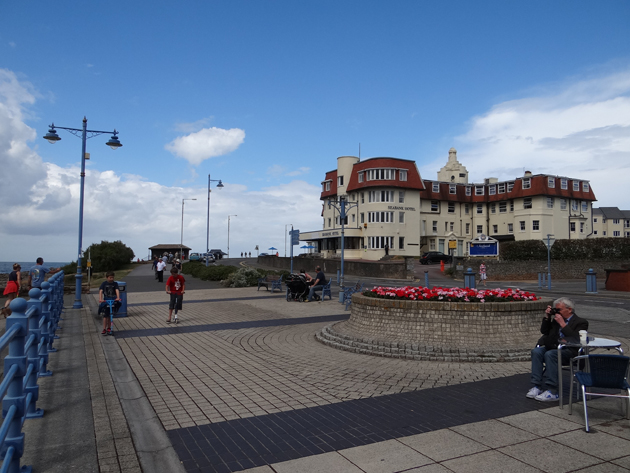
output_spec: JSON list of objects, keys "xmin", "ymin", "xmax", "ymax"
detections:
[{"xmin": 300, "ymin": 149, "xmax": 598, "ymax": 261}]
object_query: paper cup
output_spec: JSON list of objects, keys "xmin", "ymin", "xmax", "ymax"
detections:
[{"xmin": 579, "ymin": 330, "xmax": 588, "ymax": 345}]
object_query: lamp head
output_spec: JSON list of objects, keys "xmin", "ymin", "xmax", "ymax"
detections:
[
  {"xmin": 43, "ymin": 125, "xmax": 61, "ymax": 144},
  {"xmin": 216, "ymin": 180, "xmax": 224, "ymax": 188},
  {"xmin": 106, "ymin": 130, "xmax": 123, "ymax": 150}
]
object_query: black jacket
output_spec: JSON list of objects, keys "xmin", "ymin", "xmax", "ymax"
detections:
[{"xmin": 538, "ymin": 312, "xmax": 588, "ymax": 353}]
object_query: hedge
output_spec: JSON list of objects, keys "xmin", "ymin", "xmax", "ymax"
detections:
[{"xmin": 500, "ymin": 238, "xmax": 630, "ymax": 261}]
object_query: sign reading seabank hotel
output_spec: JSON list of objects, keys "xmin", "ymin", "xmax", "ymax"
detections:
[{"xmin": 299, "ymin": 148, "xmax": 597, "ymax": 261}]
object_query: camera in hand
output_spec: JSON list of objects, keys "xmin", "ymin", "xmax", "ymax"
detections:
[{"xmin": 548, "ymin": 307, "xmax": 561, "ymax": 318}]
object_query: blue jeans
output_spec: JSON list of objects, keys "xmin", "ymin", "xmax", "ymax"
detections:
[
  {"xmin": 308, "ymin": 285, "xmax": 323, "ymax": 301},
  {"xmin": 531, "ymin": 346, "xmax": 573, "ymax": 394}
]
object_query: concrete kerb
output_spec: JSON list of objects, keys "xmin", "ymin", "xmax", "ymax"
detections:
[{"xmin": 85, "ymin": 293, "xmax": 186, "ymax": 473}]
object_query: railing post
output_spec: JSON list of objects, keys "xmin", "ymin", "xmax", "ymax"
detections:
[
  {"xmin": 2, "ymin": 298, "xmax": 29, "ymax": 472},
  {"xmin": 37, "ymin": 288, "xmax": 52, "ymax": 377},
  {"xmin": 40, "ymin": 283, "xmax": 57, "ymax": 353},
  {"xmin": 25, "ymin": 291, "xmax": 44, "ymax": 418}
]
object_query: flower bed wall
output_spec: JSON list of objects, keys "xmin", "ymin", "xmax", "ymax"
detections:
[{"xmin": 316, "ymin": 294, "xmax": 552, "ymax": 362}]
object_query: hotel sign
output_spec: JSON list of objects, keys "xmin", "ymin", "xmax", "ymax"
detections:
[{"xmin": 388, "ymin": 206, "xmax": 416, "ymax": 211}]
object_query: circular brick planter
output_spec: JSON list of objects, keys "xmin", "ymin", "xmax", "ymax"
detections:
[{"xmin": 316, "ymin": 293, "xmax": 551, "ymax": 362}]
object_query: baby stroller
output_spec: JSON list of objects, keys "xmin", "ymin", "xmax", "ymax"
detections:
[{"xmin": 286, "ymin": 274, "xmax": 310, "ymax": 302}]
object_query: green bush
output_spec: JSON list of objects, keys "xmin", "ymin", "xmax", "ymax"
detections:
[
  {"xmin": 500, "ymin": 238, "xmax": 630, "ymax": 261},
  {"xmin": 61, "ymin": 240, "xmax": 135, "ymax": 272},
  {"xmin": 221, "ymin": 267, "xmax": 266, "ymax": 287},
  {"xmin": 181, "ymin": 262, "xmax": 238, "ymax": 281}
]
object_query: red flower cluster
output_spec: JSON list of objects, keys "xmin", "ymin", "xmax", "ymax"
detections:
[{"xmin": 363, "ymin": 286, "xmax": 538, "ymax": 302}]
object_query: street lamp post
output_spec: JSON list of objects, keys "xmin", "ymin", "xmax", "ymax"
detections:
[
  {"xmin": 327, "ymin": 198, "xmax": 358, "ymax": 302},
  {"xmin": 546, "ymin": 234, "xmax": 555, "ymax": 290},
  {"xmin": 43, "ymin": 117, "xmax": 122, "ymax": 309},
  {"xmin": 206, "ymin": 175, "xmax": 224, "ymax": 267},
  {"xmin": 228, "ymin": 215, "xmax": 237, "ymax": 258},
  {"xmin": 181, "ymin": 198, "xmax": 197, "ymax": 262}
]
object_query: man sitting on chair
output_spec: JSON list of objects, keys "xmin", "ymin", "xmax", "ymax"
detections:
[
  {"xmin": 307, "ymin": 266, "xmax": 326, "ymax": 302},
  {"xmin": 527, "ymin": 297, "xmax": 588, "ymax": 402}
]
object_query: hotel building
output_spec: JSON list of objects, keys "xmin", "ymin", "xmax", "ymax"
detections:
[{"xmin": 300, "ymin": 149, "xmax": 598, "ymax": 261}]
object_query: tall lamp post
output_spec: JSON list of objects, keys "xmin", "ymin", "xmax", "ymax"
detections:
[
  {"xmin": 327, "ymin": 198, "xmax": 358, "ymax": 301},
  {"xmin": 284, "ymin": 223, "xmax": 293, "ymax": 257},
  {"xmin": 43, "ymin": 117, "xmax": 122, "ymax": 309},
  {"xmin": 207, "ymin": 175, "xmax": 224, "ymax": 267},
  {"xmin": 228, "ymin": 215, "xmax": 237, "ymax": 258},
  {"xmin": 545, "ymin": 234, "xmax": 555, "ymax": 290},
  {"xmin": 181, "ymin": 198, "xmax": 197, "ymax": 262}
]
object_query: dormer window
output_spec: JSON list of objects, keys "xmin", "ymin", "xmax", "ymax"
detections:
[
  {"xmin": 399, "ymin": 170, "xmax": 407, "ymax": 181},
  {"xmin": 475, "ymin": 186, "xmax": 484, "ymax": 196},
  {"xmin": 432, "ymin": 183, "xmax": 439, "ymax": 193},
  {"xmin": 548, "ymin": 177, "xmax": 555, "ymax": 188},
  {"xmin": 449, "ymin": 184, "xmax": 456, "ymax": 194},
  {"xmin": 358, "ymin": 172, "xmax": 364, "ymax": 183},
  {"xmin": 522, "ymin": 178, "xmax": 531, "ymax": 189}
]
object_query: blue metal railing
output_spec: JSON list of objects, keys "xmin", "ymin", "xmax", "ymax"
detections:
[{"xmin": 0, "ymin": 271, "xmax": 64, "ymax": 472}]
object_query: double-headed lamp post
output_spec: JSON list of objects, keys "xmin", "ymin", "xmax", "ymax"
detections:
[
  {"xmin": 285, "ymin": 223, "xmax": 293, "ymax": 257},
  {"xmin": 181, "ymin": 198, "xmax": 197, "ymax": 261},
  {"xmin": 207, "ymin": 175, "xmax": 224, "ymax": 267},
  {"xmin": 327, "ymin": 197, "xmax": 358, "ymax": 301},
  {"xmin": 43, "ymin": 117, "xmax": 122, "ymax": 309},
  {"xmin": 228, "ymin": 215, "xmax": 237, "ymax": 258}
]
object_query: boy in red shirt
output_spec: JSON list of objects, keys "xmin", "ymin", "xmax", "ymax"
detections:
[{"xmin": 165, "ymin": 267, "xmax": 186, "ymax": 324}]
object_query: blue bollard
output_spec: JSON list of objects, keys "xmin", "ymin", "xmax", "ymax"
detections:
[
  {"xmin": 424, "ymin": 271, "xmax": 429, "ymax": 288},
  {"xmin": 538, "ymin": 273, "xmax": 542, "ymax": 289},
  {"xmin": 464, "ymin": 268, "xmax": 476, "ymax": 289},
  {"xmin": 585, "ymin": 269, "xmax": 598, "ymax": 294},
  {"xmin": 3, "ymin": 298, "xmax": 30, "ymax": 473}
]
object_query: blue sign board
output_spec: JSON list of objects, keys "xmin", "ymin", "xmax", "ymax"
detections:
[
  {"xmin": 290, "ymin": 229, "xmax": 299, "ymax": 245},
  {"xmin": 469, "ymin": 241, "xmax": 498, "ymax": 256}
]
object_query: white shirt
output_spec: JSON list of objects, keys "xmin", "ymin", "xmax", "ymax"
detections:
[{"xmin": 157, "ymin": 261, "xmax": 166, "ymax": 271}]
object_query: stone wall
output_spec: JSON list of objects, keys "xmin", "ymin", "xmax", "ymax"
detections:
[
  {"xmin": 453, "ymin": 258, "xmax": 629, "ymax": 280},
  {"xmin": 259, "ymin": 256, "xmax": 414, "ymax": 279},
  {"xmin": 317, "ymin": 293, "xmax": 552, "ymax": 362}
]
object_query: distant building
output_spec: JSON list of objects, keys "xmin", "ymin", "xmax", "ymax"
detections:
[
  {"xmin": 300, "ymin": 149, "xmax": 598, "ymax": 261},
  {"xmin": 592, "ymin": 207, "xmax": 630, "ymax": 238},
  {"xmin": 148, "ymin": 244, "xmax": 192, "ymax": 260}
]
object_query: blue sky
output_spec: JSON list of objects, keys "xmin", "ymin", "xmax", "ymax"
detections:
[{"xmin": 1, "ymin": 1, "xmax": 629, "ymax": 261}]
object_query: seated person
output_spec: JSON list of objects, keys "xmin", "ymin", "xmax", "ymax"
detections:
[
  {"xmin": 307, "ymin": 266, "xmax": 326, "ymax": 302},
  {"xmin": 299, "ymin": 268, "xmax": 312, "ymax": 285},
  {"xmin": 527, "ymin": 297, "xmax": 588, "ymax": 402}
]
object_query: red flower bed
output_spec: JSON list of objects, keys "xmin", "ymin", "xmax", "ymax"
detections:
[{"xmin": 363, "ymin": 286, "xmax": 538, "ymax": 303}]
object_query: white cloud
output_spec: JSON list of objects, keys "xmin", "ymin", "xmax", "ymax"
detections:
[
  {"xmin": 420, "ymin": 67, "xmax": 630, "ymax": 208},
  {"xmin": 165, "ymin": 126, "xmax": 245, "ymax": 166},
  {"xmin": 287, "ymin": 166, "xmax": 310, "ymax": 177},
  {"xmin": 174, "ymin": 117, "xmax": 215, "ymax": 133}
]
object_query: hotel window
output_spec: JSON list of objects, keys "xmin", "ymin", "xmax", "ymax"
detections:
[
  {"xmin": 532, "ymin": 220, "xmax": 540, "ymax": 231},
  {"xmin": 432, "ymin": 183, "xmax": 439, "ymax": 192},
  {"xmin": 603, "ymin": 231, "xmax": 607, "ymax": 236},
  {"xmin": 570, "ymin": 222, "xmax": 576, "ymax": 232},
  {"xmin": 613, "ymin": 219, "xmax": 620, "ymax": 224},
  {"xmin": 489, "ymin": 185, "xmax": 496, "ymax": 195},
  {"xmin": 548, "ymin": 177, "xmax": 555, "ymax": 188},
  {"xmin": 337, "ymin": 176, "xmax": 344, "ymax": 186},
  {"xmin": 399, "ymin": 191, "xmax": 405, "ymax": 203},
  {"xmin": 547, "ymin": 197, "xmax": 554, "ymax": 209},
  {"xmin": 399, "ymin": 237, "xmax": 404, "ymax": 249},
  {"xmin": 582, "ymin": 202, "xmax": 588, "ymax": 212},
  {"xmin": 431, "ymin": 201, "xmax": 439, "ymax": 212},
  {"xmin": 583, "ymin": 182, "xmax": 589, "ymax": 192},
  {"xmin": 449, "ymin": 184, "xmax": 456, "ymax": 194},
  {"xmin": 368, "ymin": 190, "xmax": 395, "ymax": 202},
  {"xmin": 560, "ymin": 199, "xmax": 567, "ymax": 210},
  {"xmin": 593, "ymin": 218, "xmax": 598, "ymax": 223},
  {"xmin": 523, "ymin": 198, "xmax": 532, "ymax": 209},
  {"xmin": 580, "ymin": 222, "xmax": 585, "ymax": 233},
  {"xmin": 432, "ymin": 221, "xmax": 438, "ymax": 233},
  {"xmin": 449, "ymin": 222, "xmax": 454, "ymax": 232},
  {"xmin": 448, "ymin": 202, "xmax": 455, "ymax": 213},
  {"xmin": 594, "ymin": 230, "xmax": 598, "ymax": 235},
  {"xmin": 507, "ymin": 182, "xmax": 514, "ymax": 192},
  {"xmin": 572, "ymin": 201, "xmax": 578, "ymax": 211},
  {"xmin": 368, "ymin": 236, "xmax": 393, "ymax": 249},
  {"xmin": 492, "ymin": 225, "xmax": 498, "ymax": 234},
  {"xmin": 522, "ymin": 178, "xmax": 531, "ymax": 189},
  {"xmin": 399, "ymin": 170, "xmax": 407, "ymax": 181},
  {"xmin": 476, "ymin": 225, "xmax": 483, "ymax": 234},
  {"xmin": 510, "ymin": 200, "xmax": 514, "ymax": 212},
  {"xmin": 366, "ymin": 168, "xmax": 396, "ymax": 181},
  {"xmin": 430, "ymin": 240, "xmax": 436, "ymax": 250},
  {"xmin": 561, "ymin": 179, "xmax": 568, "ymax": 190},
  {"xmin": 520, "ymin": 221, "xmax": 526, "ymax": 231},
  {"xmin": 476, "ymin": 204, "xmax": 483, "ymax": 214},
  {"xmin": 499, "ymin": 202, "xmax": 507, "ymax": 213},
  {"xmin": 626, "ymin": 220, "xmax": 630, "ymax": 228},
  {"xmin": 498, "ymin": 183, "xmax": 506, "ymax": 194},
  {"xmin": 368, "ymin": 211, "xmax": 394, "ymax": 223},
  {"xmin": 465, "ymin": 223, "xmax": 470, "ymax": 234},
  {"xmin": 464, "ymin": 204, "xmax": 470, "ymax": 214},
  {"xmin": 352, "ymin": 214, "xmax": 355, "ymax": 223},
  {"xmin": 614, "ymin": 231, "xmax": 621, "ymax": 236},
  {"xmin": 358, "ymin": 172, "xmax": 364, "ymax": 183},
  {"xmin": 573, "ymin": 181, "xmax": 579, "ymax": 191},
  {"xmin": 361, "ymin": 193, "xmax": 365, "ymax": 203},
  {"xmin": 475, "ymin": 186, "xmax": 484, "ymax": 196},
  {"xmin": 444, "ymin": 222, "xmax": 448, "ymax": 232},
  {"xmin": 328, "ymin": 218, "xmax": 331, "ymax": 227},
  {"xmin": 325, "ymin": 182, "xmax": 330, "ymax": 191},
  {"xmin": 490, "ymin": 203, "xmax": 496, "ymax": 214},
  {"xmin": 399, "ymin": 212, "xmax": 405, "ymax": 224},
  {"xmin": 508, "ymin": 223, "xmax": 513, "ymax": 233},
  {"xmin": 465, "ymin": 186, "xmax": 471, "ymax": 196},
  {"xmin": 360, "ymin": 213, "xmax": 364, "ymax": 223}
]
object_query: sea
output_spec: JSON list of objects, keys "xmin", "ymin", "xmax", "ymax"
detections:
[{"xmin": 0, "ymin": 262, "xmax": 70, "ymax": 274}]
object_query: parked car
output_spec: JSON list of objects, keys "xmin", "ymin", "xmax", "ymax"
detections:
[
  {"xmin": 209, "ymin": 249, "xmax": 227, "ymax": 260},
  {"xmin": 200, "ymin": 252, "xmax": 215, "ymax": 263},
  {"xmin": 189, "ymin": 253, "xmax": 201, "ymax": 261},
  {"xmin": 420, "ymin": 251, "xmax": 452, "ymax": 265}
]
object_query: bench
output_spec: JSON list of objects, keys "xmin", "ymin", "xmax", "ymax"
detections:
[
  {"xmin": 257, "ymin": 274, "xmax": 284, "ymax": 292},
  {"xmin": 342, "ymin": 281, "xmax": 364, "ymax": 310}
]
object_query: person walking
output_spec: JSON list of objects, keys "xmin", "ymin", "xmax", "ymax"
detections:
[
  {"xmin": 166, "ymin": 267, "xmax": 186, "ymax": 324},
  {"xmin": 479, "ymin": 261, "xmax": 487, "ymax": 286},
  {"xmin": 2, "ymin": 263, "xmax": 22, "ymax": 317},
  {"xmin": 156, "ymin": 258, "xmax": 166, "ymax": 283}
]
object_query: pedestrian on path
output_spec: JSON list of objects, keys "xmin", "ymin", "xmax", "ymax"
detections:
[
  {"xmin": 2, "ymin": 263, "xmax": 21, "ymax": 317},
  {"xmin": 98, "ymin": 271, "xmax": 121, "ymax": 335},
  {"xmin": 166, "ymin": 267, "xmax": 185, "ymax": 324},
  {"xmin": 479, "ymin": 261, "xmax": 487, "ymax": 286},
  {"xmin": 156, "ymin": 258, "xmax": 166, "ymax": 283}
]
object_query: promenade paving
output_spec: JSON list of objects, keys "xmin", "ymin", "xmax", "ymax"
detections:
[{"xmin": 15, "ymin": 261, "xmax": 630, "ymax": 472}]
